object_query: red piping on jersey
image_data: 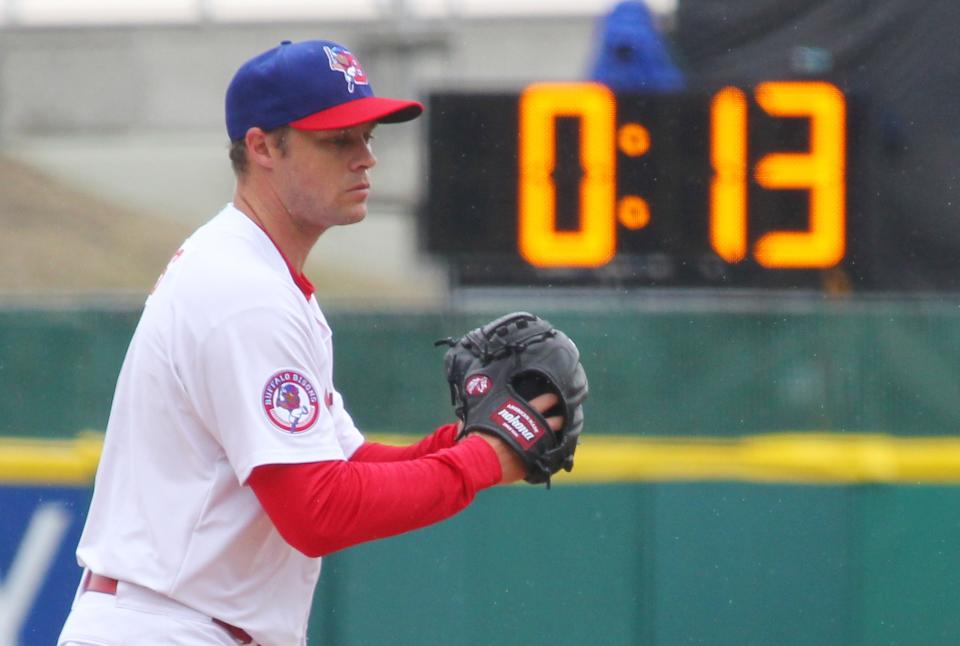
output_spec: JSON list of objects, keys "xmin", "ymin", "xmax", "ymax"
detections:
[
  {"xmin": 248, "ymin": 217, "xmax": 315, "ymax": 300},
  {"xmin": 247, "ymin": 424, "xmax": 502, "ymax": 558}
]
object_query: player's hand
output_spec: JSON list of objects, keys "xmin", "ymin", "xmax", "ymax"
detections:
[{"xmin": 472, "ymin": 392, "xmax": 563, "ymax": 484}]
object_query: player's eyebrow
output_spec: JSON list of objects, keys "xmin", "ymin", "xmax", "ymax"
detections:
[{"xmin": 310, "ymin": 124, "xmax": 378, "ymax": 144}]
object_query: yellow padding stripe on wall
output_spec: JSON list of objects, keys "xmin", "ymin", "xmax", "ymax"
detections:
[
  {"xmin": 0, "ymin": 432, "xmax": 104, "ymax": 485},
  {"xmin": 5, "ymin": 432, "xmax": 960, "ymax": 486},
  {"xmin": 552, "ymin": 433, "xmax": 960, "ymax": 485}
]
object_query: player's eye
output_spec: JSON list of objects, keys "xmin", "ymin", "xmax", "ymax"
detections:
[
  {"xmin": 318, "ymin": 129, "xmax": 373, "ymax": 149},
  {"xmin": 316, "ymin": 130, "xmax": 347, "ymax": 146}
]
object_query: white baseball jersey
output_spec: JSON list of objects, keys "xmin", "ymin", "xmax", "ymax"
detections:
[{"xmin": 75, "ymin": 203, "xmax": 365, "ymax": 646}]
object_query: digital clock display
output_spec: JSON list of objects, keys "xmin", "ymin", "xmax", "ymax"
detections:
[{"xmin": 422, "ymin": 81, "xmax": 869, "ymax": 290}]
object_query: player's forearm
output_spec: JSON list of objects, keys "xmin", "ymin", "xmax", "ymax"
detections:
[
  {"xmin": 349, "ymin": 422, "xmax": 458, "ymax": 462},
  {"xmin": 248, "ymin": 435, "xmax": 500, "ymax": 557}
]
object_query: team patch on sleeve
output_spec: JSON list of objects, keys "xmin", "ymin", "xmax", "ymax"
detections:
[{"xmin": 262, "ymin": 370, "xmax": 321, "ymax": 434}]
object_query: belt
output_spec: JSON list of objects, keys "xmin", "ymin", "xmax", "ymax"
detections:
[{"xmin": 84, "ymin": 572, "xmax": 253, "ymax": 644}]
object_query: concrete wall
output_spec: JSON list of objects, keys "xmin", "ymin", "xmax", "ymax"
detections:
[
  {"xmin": 0, "ymin": 17, "xmax": 610, "ymax": 300},
  {"xmin": 0, "ymin": 18, "xmax": 601, "ymax": 217}
]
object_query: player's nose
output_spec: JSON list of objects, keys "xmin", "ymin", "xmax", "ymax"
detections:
[{"xmin": 356, "ymin": 145, "xmax": 377, "ymax": 170}]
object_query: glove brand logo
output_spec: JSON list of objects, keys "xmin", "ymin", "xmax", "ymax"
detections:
[
  {"xmin": 465, "ymin": 374, "xmax": 492, "ymax": 397},
  {"xmin": 262, "ymin": 370, "xmax": 321, "ymax": 434},
  {"xmin": 491, "ymin": 400, "xmax": 544, "ymax": 449}
]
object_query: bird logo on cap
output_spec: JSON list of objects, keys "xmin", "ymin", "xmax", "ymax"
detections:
[{"xmin": 323, "ymin": 45, "xmax": 369, "ymax": 93}]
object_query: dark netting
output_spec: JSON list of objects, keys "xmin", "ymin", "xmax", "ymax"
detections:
[{"xmin": 674, "ymin": 0, "xmax": 960, "ymax": 291}]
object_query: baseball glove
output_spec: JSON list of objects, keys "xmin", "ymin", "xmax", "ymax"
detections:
[{"xmin": 436, "ymin": 312, "xmax": 588, "ymax": 486}]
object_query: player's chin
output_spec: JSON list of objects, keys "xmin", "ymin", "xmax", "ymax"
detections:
[
  {"xmin": 341, "ymin": 192, "xmax": 369, "ymax": 222},
  {"xmin": 340, "ymin": 204, "xmax": 368, "ymax": 225}
]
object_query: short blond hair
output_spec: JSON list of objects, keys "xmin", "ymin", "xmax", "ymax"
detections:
[{"xmin": 228, "ymin": 126, "xmax": 290, "ymax": 177}]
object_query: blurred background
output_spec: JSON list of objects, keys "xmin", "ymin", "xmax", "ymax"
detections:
[{"xmin": 4, "ymin": 1, "xmax": 960, "ymax": 644}]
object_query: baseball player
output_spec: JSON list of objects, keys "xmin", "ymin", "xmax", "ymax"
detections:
[{"xmin": 56, "ymin": 39, "xmax": 565, "ymax": 646}]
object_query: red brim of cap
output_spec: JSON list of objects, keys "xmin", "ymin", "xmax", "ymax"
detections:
[{"xmin": 289, "ymin": 96, "xmax": 424, "ymax": 131}]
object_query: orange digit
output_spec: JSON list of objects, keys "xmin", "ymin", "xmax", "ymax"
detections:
[
  {"xmin": 709, "ymin": 87, "xmax": 749, "ymax": 262},
  {"xmin": 753, "ymin": 81, "xmax": 846, "ymax": 268},
  {"xmin": 518, "ymin": 83, "xmax": 617, "ymax": 268}
]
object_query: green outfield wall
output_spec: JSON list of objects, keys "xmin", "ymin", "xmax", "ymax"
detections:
[
  {"xmin": 3, "ymin": 300, "xmax": 960, "ymax": 645},
  {"xmin": 4, "ymin": 300, "xmax": 960, "ymax": 440}
]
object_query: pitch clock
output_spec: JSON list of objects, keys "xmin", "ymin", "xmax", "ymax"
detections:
[{"xmin": 422, "ymin": 81, "xmax": 869, "ymax": 291}]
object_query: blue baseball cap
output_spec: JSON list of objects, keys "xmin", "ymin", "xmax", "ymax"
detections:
[{"xmin": 225, "ymin": 39, "xmax": 423, "ymax": 141}]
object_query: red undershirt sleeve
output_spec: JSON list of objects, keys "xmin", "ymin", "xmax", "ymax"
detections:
[
  {"xmin": 348, "ymin": 423, "xmax": 459, "ymax": 462},
  {"xmin": 247, "ymin": 434, "xmax": 501, "ymax": 558}
]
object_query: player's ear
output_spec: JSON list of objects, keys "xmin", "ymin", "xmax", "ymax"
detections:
[{"xmin": 244, "ymin": 127, "xmax": 277, "ymax": 171}]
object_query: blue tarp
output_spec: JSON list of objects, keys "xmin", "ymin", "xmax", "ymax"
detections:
[
  {"xmin": 0, "ymin": 486, "xmax": 88, "ymax": 645},
  {"xmin": 588, "ymin": 1, "xmax": 685, "ymax": 92}
]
